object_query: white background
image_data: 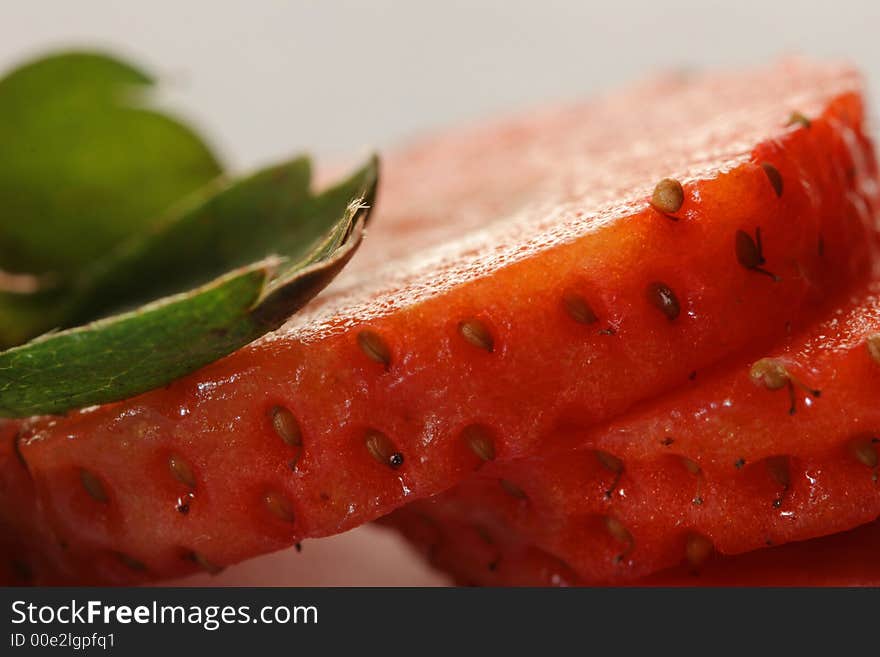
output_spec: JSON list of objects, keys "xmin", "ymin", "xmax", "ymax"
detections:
[{"xmin": 2, "ymin": 0, "xmax": 875, "ymax": 585}]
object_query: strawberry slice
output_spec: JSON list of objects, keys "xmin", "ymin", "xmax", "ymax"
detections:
[
  {"xmin": 381, "ymin": 504, "xmax": 583, "ymax": 587},
  {"xmin": 0, "ymin": 421, "xmax": 60, "ymax": 585},
  {"xmin": 385, "ymin": 506, "xmax": 880, "ymax": 587},
  {"xmin": 638, "ymin": 518, "xmax": 880, "ymax": 586},
  {"xmin": 385, "ymin": 280, "xmax": 880, "ymax": 584},
  {"xmin": 4, "ymin": 59, "xmax": 879, "ymax": 583}
]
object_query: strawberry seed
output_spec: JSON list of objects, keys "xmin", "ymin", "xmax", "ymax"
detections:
[
  {"xmin": 787, "ymin": 111, "xmax": 811, "ymax": 128},
  {"xmin": 646, "ymin": 282, "xmax": 680, "ymax": 320},
  {"xmin": 651, "ymin": 178, "xmax": 684, "ymax": 215},
  {"xmin": 168, "ymin": 454, "xmax": 196, "ymax": 489},
  {"xmin": 761, "ymin": 162, "xmax": 784, "ymax": 197},
  {"xmin": 750, "ymin": 358, "xmax": 820, "ymax": 415},
  {"xmin": 685, "ymin": 532, "xmax": 714, "ymax": 569},
  {"xmin": 866, "ymin": 334, "xmax": 880, "ymax": 365},
  {"xmin": 735, "ymin": 228, "xmax": 779, "ymax": 281},
  {"xmin": 848, "ymin": 437, "xmax": 878, "ymax": 469},
  {"xmin": 79, "ymin": 468, "xmax": 109, "ymax": 503},
  {"xmin": 357, "ymin": 330, "xmax": 391, "ymax": 367},
  {"xmin": 365, "ymin": 429, "xmax": 404, "ymax": 469},
  {"xmin": 458, "ymin": 319, "xmax": 494, "ymax": 352},
  {"xmin": 264, "ymin": 491, "xmax": 296, "ymax": 523},
  {"xmin": 562, "ymin": 290, "xmax": 598, "ymax": 324},
  {"xmin": 269, "ymin": 405, "xmax": 303, "ymax": 448},
  {"xmin": 499, "ymin": 479, "xmax": 527, "ymax": 499},
  {"xmin": 463, "ymin": 425, "xmax": 496, "ymax": 462},
  {"xmin": 185, "ymin": 550, "xmax": 222, "ymax": 575}
]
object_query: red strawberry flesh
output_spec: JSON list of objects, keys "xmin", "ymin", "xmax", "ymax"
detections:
[
  {"xmin": 385, "ymin": 506, "xmax": 880, "ymax": 587},
  {"xmin": 3, "ymin": 58, "xmax": 879, "ymax": 583},
  {"xmin": 386, "ymin": 279, "xmax": 880, "ymax": 583}
]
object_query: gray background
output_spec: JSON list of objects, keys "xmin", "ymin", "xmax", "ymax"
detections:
[
  {"xmin": 2, "ymin": 0, "xmax": 878, "ymax": 170},
  {"xmin": 2, "ymin": 0, "xmax": 874, "ymax": 585}
]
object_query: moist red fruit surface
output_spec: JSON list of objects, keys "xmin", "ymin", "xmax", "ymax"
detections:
[
  {"xmin": 3, "ymin": 58, "xmax": 879, "ymax": 583},
  {"xmin": 385, "ymin": 506, "xmax": 880, "ymax": 587},
  {"xmin": 386, "ymin": 281, "xmax": 880, "ymax": 584},
  {"xmin": 639, "ymin": 517, "xmax": 880, "ymax": 586}
]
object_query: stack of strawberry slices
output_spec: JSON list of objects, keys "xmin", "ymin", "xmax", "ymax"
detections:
[{"xmin": 3, "ymin": 57, "xmax": 880, "ymax": 585}]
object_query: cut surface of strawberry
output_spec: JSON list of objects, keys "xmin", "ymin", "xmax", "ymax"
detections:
[
  {"xmin": 385, "ymin": 281, "xmax": 880, "ymax": 584},
  {"xmin": 4, "ymin": 59, "xmax": 879, "ymax": 583}
]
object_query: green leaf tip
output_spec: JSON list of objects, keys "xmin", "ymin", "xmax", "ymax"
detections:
[
  {"xmin": 0, "ymin": 50, "xmax": 222, "ymax": 276},
  {"xmin": 0, "ymin": 154, "xmax": 379, "ymax": 418}
]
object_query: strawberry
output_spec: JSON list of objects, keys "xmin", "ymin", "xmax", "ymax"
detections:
[
  {"xmin": 385, "ymin": 506, "xmax": 880, "ymax": 587},
  {"xmin": 638, "ymin": 518, "xmax": 880, "ymax": 586},
  {"xmin": 3, "ymin": 58, "xmax": 878, "ymax": 583},
  {"xmin": 385, "ymin": 280, "xmax": 880, "ymax": 584},
  {"xmin": 381, "ymin": 504, "xmax": 583, "ymax": 587}
]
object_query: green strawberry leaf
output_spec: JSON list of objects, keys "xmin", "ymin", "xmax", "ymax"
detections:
[
  {"xmin": 0, "ymin": 155, "xmax": 315, "ymax": 349},
  {"xmin": 0, "ymin": 50, "xmax": 222, "ymax": 276},
  {"xmin": 0, "ymin": 156, "xmax": 378, "ymax": 417},
  {"xmin": 63, "ymin": 154, "xmax": 315, "ymax": 328}
]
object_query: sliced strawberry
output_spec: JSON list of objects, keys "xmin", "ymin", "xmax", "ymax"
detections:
[
  {"xmin": 385, "ymin": 506, "xmax": 880, "ymax": 587},
  {"xmin": 380, "ymin": 504, "xmax": 583, "ymax": 587},
  {"xmin": 0, "ymin": 421, "xmax": 82, "ymax": 585},
  {"xmin": 385, "ymin": 281, "xmax": 880, "ymax": 584},
  {"xmin": 4, "ymin": 59, "xmax": 879, "ymax": 583},
  {"xmin": 638, "ymin": 518, "xmax": 880, "ymax": 586}
]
